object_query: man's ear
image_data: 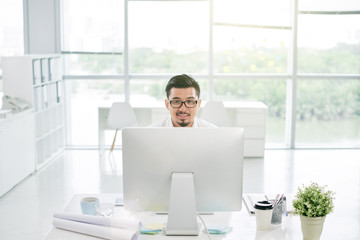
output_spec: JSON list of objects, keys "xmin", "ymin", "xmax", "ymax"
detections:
[
  {"xmin": 197, "ymin": 99, "xmax": 202, "ymax": 108},
  {"xmin": 165, "ymin": 99, "xmax": 170, "ymax": 110}
]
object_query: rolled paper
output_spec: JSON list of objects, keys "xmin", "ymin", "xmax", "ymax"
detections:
[
  {"xmin": 53, "ymin": 211, "xmax": 141, "ymax": 230},
  {"xmin": 53, "ymin": 218, "xmax": 139, "ymax": 240}
]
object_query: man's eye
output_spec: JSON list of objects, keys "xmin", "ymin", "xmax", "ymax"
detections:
[
  {"xmin": 172, "ymin": 100, "xmax": 181, "ymax": 104},
  {"xmin": 186, "ymin": 100, "xmax": 194, "ymax": 104}
]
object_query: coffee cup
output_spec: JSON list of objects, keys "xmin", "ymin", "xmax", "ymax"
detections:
[
  {"xmin": 80, "ymin": 197, "xmax": 99, "ymax": 215},
  {"xmin": 254, "ymin": 201, "xmax": 274, "ymax": 230}
]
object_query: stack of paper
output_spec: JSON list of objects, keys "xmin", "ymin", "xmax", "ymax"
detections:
[
  {"xmin": 139, "ymin": 223, "xmax": 165, "ymax": 235},
  {"xmin": 53, "ymin": 212, "xmax": 141, "ymax": 240},
  {"xmin": 207, "ymin": 225, "xmax": 233, "ymax": 234}
]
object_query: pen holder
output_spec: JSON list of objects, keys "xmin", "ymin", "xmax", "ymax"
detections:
[{"xmin": 271, "ymin": 203, "xmax": 283, "ymax": 224}]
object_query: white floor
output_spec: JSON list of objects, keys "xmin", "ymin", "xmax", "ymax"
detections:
[{"xmin": 0, "ymin": 149, "xmax": 360, "ymax": 240}]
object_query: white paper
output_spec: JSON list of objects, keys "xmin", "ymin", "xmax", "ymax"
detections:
[
  {"xmin": 53, "ymin": 212, "xmax": 141, "ymax": 230},
  {"xmin": 53, "ymin": 218, "xmax": 139, "ymax": 240}
]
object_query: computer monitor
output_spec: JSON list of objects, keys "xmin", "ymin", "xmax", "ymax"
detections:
[{"xmin": 122, "ymin": 127, "xmax": 244, "ymax": 236}]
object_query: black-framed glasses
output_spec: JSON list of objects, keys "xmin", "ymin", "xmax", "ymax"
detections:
[{"xmin": 169, "ymin": 99, "xmax": 198, "ymax": 108}]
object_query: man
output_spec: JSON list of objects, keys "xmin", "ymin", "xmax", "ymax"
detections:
[{"xmin": 149, "ymin": 74, "xmax": 216, "ymax": 127}]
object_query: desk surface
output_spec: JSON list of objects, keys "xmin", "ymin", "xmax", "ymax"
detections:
[{"xmin": 44, "ymin": 194, "xmax": 314, "ymax": 240}]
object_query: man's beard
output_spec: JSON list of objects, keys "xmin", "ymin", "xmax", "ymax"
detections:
[
  {"xmin": 177, "ymin": 121, "xmax": 191, "ymax": 127},
  {"xmin": 176, "ymin": 111, "xmax": 191, "ymax": 127}
]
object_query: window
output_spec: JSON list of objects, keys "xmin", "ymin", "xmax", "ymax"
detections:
[
  {"xmin": 295, "ymin": 1, "xmax": 360, "ymax": 147},
  {"xmin": 299, "ymin": 0, "xmax": 359, "ymax": 12},
  {"xmin": 298, "ymin": 15, "xmax": 360, "ymax": 74},
  {"xmin": 62, "ymin": 0, "xmax": 124, "ymax": 146},
  {"xmin": 214, "ymin": 0, "xmax": 291, "ymax": 26},
  {"xmin": 213, "ymin": 27, "xmax": 289, "ymax": 74},
  {"xmin": 213, "ymin": 0, "xmax": 290, "ymax": 74},
  {"xmin": 213, "ymin": 78, "xmax": 287, "ymax": 145},
  {"xmin": 62, "ymin": 0, "xmax": 124, "ymax": 75},
  {"xmin": 0, "ymin": 0, "xmax": 23, "ymax": 60},
  {"xmin": 128, "ymin": 1, "xmax": 208, "ymax": 74},
  {"xmin": 212, "ymin": 0, "xmax": 290, "ymax": 146},
  {"xmin": 0, "ymin": 0, "xmax": 24, "ymax": 106},
  {"xmin": 296, "ymin": 79, "xmax": 360, "ymax": 146},
  {"xmin": 61, "ymin": 0, "xmax": 360, "ymax": 148},
  {"xmin": 129, "ymin": 79, "xmax": 169, "ymax": 107}
]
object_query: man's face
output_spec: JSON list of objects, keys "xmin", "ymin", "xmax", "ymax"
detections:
[{"xmin": 165, "ymin": 87, "xmax": 201, "ymax": 127}]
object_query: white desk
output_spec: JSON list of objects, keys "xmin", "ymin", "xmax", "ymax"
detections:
[
  {"xmin": 44, "ymin": 193, "xmax": 309, "ymax": 240},
  {"xmin": 98, "ymin": 101, "xmax": 267, "ymax": 158}
]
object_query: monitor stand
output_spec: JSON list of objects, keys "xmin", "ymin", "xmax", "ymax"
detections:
[{"xmin": 164, "ymin": 172, "xmax": 200, "ymax": 236}]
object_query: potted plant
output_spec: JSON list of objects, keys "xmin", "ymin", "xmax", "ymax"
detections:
[{"xmin": 292, "ymin": 182, "xmax": 335, "ymax": 240}]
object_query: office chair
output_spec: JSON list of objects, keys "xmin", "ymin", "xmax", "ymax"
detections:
[
  {"xmin": 200, "ymin": 101, "xmax": 228, "ymax": 127},
  {"xmin": 107, "ymin": 102, "xmax": 137, "ymax": 152}
]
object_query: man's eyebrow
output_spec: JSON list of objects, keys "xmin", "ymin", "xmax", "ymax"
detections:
[{"xmin": 170, "ymin": 97, "xmax": 196, "ymax": 100}]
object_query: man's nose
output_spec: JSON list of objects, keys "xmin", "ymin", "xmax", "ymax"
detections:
[{"xmin": 179, "ymin": 102, "xmax": 187, "ymax": 111}]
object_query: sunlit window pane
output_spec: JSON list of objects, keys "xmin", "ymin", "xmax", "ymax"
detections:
[
  {"xmin": 62, "ymin": 0, "xmax": 124, "ymax": 74},
  {"xmin": 62, "ymin": 0, "xmax": 124, "ymax": 52},
  {"xmin": 63, "ymin": 54, "xmax": 123, "ymax": 75},
  {"xmin": 214, "ymin": 0, "xmax": 291, "ymax": 26},
  {"xmin": 298, "ymin": 15, "xmax": 360, "ymax": 74},
  {"xmin": 214, "ymin": 26, "xmax": 289, "ymax": 73},
  {"xmin": 299, "ymin": 0, "xmax": 360, "ymax": 11},
  {"xmin": 66, "ymin": 80, "xmax": 124, "ymax": 146},
  {"xmin": 296, "ymin": 79, "xmax": 360, "ymax": 146},
  {"xmin": 129, "ymin": 79, "xmax": 168, "ymax": 107},
  {"xmin": 213, "ymin": 78, "xmax": 286, "ymax": 145},
  {"xmin": 0, "ymin": 0, "xmax": 23, "ymax": 106},
  {"xmin": 0, "ymin": 0, "xmax": 24, "ymax": 71},
  {"xmin": 128, "ymin": 1, "xmax": 208, "ymax": 73}
]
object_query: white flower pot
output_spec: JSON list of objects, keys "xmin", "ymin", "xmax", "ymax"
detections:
[{"xmin": 300, "ymin": 215, "xmax": 326, "ymax": 240}]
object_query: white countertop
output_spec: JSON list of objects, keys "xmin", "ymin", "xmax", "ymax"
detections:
[{"xmin": 0, "ymin": 108, "xmax": 33, "ymax": 128}]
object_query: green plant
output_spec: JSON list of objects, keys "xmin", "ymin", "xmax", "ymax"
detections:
[{"xmin": 292, "ymin": 182, "xmax": 335, "ymax": 217}]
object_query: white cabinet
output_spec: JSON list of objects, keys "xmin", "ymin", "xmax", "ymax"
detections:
[
  {"xmin": 2, "ymin": 55, "xmax": 65, "ymax": 170},
  {"xmin": 223, "ymin": 101, "xmax": 267, "ymax": 158},
  {"xmin": 0, "ymin": 110, "xmax": 36, "ymax": 197}
]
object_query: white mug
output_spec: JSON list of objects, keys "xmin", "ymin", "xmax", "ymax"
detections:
[{"xmin": 80, "ymin": 197, "xmax": 99, "ymax": 215}]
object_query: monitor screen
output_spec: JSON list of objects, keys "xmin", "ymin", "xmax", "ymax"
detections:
[{"xmin": 122, "ymin": 127, "xmax": 244, "ymax": 235}]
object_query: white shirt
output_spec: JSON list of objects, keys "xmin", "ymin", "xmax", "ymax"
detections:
[{"xmin": 148, "ymin": 115, "xmax": 217, "ymax": 128}]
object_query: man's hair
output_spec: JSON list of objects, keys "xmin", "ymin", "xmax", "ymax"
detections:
[{"xmin": 165, "ymin": 74, "xmax": 200, "ymax": 98}]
